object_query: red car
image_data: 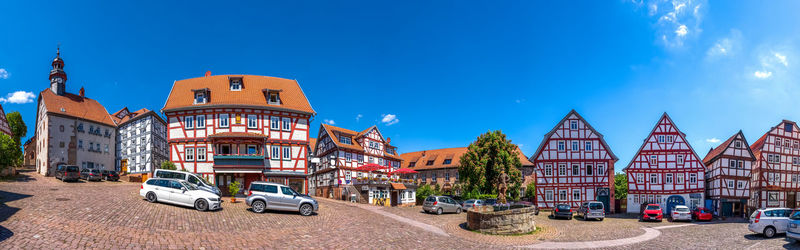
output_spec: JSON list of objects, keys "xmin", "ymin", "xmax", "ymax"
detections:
[
  {"xmin": 692, "ymin": 207, "xmax": 713, "ymax": 221},
  {"xmin": 641, "ymin": 204, "xmax": 663, "ymax": 222}
]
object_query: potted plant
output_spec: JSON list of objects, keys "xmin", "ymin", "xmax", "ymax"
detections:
[{"xmin": 228, "ymin": 181, "xmax": 241, "ymax": 203}]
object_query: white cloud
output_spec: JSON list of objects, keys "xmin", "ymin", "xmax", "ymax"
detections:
[
  {"xmin": 706, "ymin": 29, "xmax": 741, "ymax": 59},
  {"xmin": 754, "ymin": 70, "xmax": 773, "ymax": 79},
  {"xmin": 0, "ymin": 91, "xmax": 36, "ymax": 104},
  {"xmin": 675, "ymin": 25, "xmax": 688, "ymax": 37},
  {"xmin": 356, "ymin": 114, "xmax": 363, "ymax": 122},
  {"xmin": 705, "ymin": 138, "xmax": 721, "ymax": 143},
  {"xmin": 0, "ymin": 69, "xmax": 8, "ymax": 79},
  {"xmin": 323, "ymin": 119, "xmax": 335, "ymax": 125},
  {"xmin": 637, "ymin": 0, "xmax": 706, "ymax": 48},
  {"xmin": 381, "ymin": 114, "xmax": 399, "ymax": 126},
  {"xmin": 775, "ymin": 53, "xmax": 788, "ymax": 67}
]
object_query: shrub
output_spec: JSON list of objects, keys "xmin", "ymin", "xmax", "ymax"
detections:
[{"xmin": 228, "ymin": 181, "xmax": 241, "ymax": 197}]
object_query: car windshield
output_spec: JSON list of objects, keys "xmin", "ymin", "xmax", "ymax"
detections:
[
  {"xmin": 465, "ymin": 200, "xmax": 475, "ymax": 204},
  {"xmin": 281, "ymin": 186, "xmax": 299, "ymax": 196},
  {"xmin": 426, "ymin": 197, "xmax": 436, "ymax": 202},
  {"xmin": 675, "ymin": 207, "xmax": 690, "ymax": 212},
  {"xmin": 589, "ymin": 203, "xmax": 603, "ymax": 209},
  {"xmin": 790, "ymin": 211, "xmax": 800, "ymax": 220},
  {"xmin": 182, "ymin": 182, "xmax": 199, "ymax": 190},
  {"xmin": 557, "ymin": 204, "xmax": 570, "ymax": 210},
  {"xmin": 66, "ymin": 166, "xmax": 78, "ymax": 172},
  {"xmin": 646, "ymin": 205, "xmax": 660, "ymax": 210}
]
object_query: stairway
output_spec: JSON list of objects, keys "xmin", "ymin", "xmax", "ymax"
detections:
[{"xmin": 344, "ymin": 185, "xmax": 367, "ymax": 204}]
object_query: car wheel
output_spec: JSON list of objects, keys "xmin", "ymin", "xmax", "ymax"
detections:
[
  {"xmin": 146, "ymin": 192, "xmax": 157, "ymax": 203},
  {"xmin": 456, "ymin": 208, "xmax": 462, "ymax": 214},
  {"xmin": 299, "ymin": 203, "xmax": 313, "ymax": 216},
  {"xmin": 195, "ymin": 199, "xmax": 208, "ymax": 211},
  {"xmin": 437, "ymin": 208, "xmax": 443, "ymax": 215},
  {"xmin": 764, "ymin": 227, "xmax": 776, "ymax": 238},
  {"xmin": 568, "ymin": 216, "xmax": 572, "ymax": 220},
  {"xmin": 252, "ymin": 200, "xmax": 266, "ymax": 213},
  {"xmin": 599, "ymin": 218, "xmax": 604, "ymax": 221}
]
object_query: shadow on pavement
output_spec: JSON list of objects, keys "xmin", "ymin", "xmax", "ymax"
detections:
[{"xmin": 0, "ymin": 190, "xmax": 32, "ymax": 243}]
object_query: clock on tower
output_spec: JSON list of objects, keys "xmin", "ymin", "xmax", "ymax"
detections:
[{"xmin": 49, "ymin": 47, "xmax": 67, "ymax": 96}]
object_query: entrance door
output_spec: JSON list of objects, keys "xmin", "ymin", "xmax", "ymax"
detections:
[
  {"xmin": 597, "ymin": 188, "xmax": 610, "ymax": 213},
  {"xmin": 789, "ymin": 192, "xmax": 797, "ymax": 208},
  {"xmin": 666, "ymin": 195, "xmax": 686, "ymax": 214},
  {"xmin": 391, "ymin": 191, "xmax": 399, "ymax": 206},
  {"xmin": 722, "ymin": 202, "xmax": 733, "ymax": 217}
]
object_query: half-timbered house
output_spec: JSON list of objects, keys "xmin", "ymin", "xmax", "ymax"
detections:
[
  {"xmin": 530, "ymin": 110, "xmax": 618, "ymax": 213},
  {"xmin": 749, "ymin": 120, "xmax": 800, "ymax": 209},
  {"xmin": 162, "ymin": 73, "xmax": 315, "ymax": 195},
  {"xmin": 624, "ymin": 113, "xmax": 706, "ymax": 214},
  {"xmin": 702, "ymin": 130, "xmax": 755, "ymax": 217}
]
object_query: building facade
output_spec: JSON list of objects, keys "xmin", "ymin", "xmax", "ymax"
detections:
[
  {"xmin": 624, "ymin": 113, "xmax": 705, "ymax": 214},
  {"xmin": 307, "ymin": 137, "xmax": 319, "ymax": 195},
  {"xmin": 749, "ymin": 120, "xmax": 800, "ymax": 209},
  {"xmin": 0, "ymin": 104, "xmax": 12, "ymax": 137},
  {"xmin": 162, "ymin": 74, "xmax": 315, "ymax": 195},
  {"xmin": 530, "ymin": 110, "xmax": 617, "ymax": 213},
  {"xmin": 113, "ymin": 107, "xmax": 169, "ymax": 174},
  {"xmin": 702, "ymin": 130, "xmax": 754, "ymax": 217},
  {"xmin": 35, "ymin": 49, "xmax": 116, "ymax": 176},
  {"xmin": 23, "ymin": 136, "xmax": 36, "ymax": 167}
]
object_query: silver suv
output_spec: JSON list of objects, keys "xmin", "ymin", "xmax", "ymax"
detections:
[
  {"xmin": 245, "ymin": 181, "xmax": 319, "ymax": 216},
  {"xmin": 577, "ymin": 201, "xmax": 605, "ymax": 221},
  {"xmin": 423, "ymin": 196, "xmax": 463, "ymax": 215}
]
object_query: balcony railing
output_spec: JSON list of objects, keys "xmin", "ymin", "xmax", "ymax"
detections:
[
  {"xmin": 213, "ymin": 154, "xmax": 266, "ymax": 160},
  {"xmin": 213, "ymin": 154, "xmax": 265, "ymax": 166}
]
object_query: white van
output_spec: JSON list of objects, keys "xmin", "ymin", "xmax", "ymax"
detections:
[{"xmin": 153, "ymin": 169, "xmax": 221, "ymax": 196}]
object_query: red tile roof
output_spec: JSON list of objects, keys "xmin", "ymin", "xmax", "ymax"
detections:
[
  {"xmin": 319, "ymin": 124, "xmax": 401, "ymax": 161},
  {"xmin": 111, "ymin": 107, "xmax": 164, "ymax": 126},
  {"xmin": 701, "ymin": 130, "xmax": 755, "ymax": 165},
  {"xmin": 532, "ymin": 110, "xmax": 619, "ymax": 162},
  {"xmin": 162, "ymin": 74, "xmax": 315, "ymax": 114},
  {"xmin": 401, "ymin": 146, "xmax": 532, "ymax": 171},
  {"xmin": 39, "ymin": 89, "xmax": 115, "ymax": 127}
]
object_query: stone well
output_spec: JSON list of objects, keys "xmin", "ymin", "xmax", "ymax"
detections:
[{"xmin": 466, "ymin": 206, "xmax": 536, "ymax": 235}]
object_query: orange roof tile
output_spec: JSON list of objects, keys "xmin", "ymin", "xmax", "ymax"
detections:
[
  {"xmin": 401, "ymin": 146, "xmax": 532, "ymax": 171},
  {"xmin": 308, "ymin": 137, "xmax": 317, "ymax": 153},
  {"xmin": 319, "ymin": 124, "xmax": 401, "ymax": 160},
  {"xmin": 111, "ymin": 107, "xmax": 164, "ymax": 126},
  {"xmin": 162, "ymin": 75, "xmax": 314, "ymax": 114},
  {"xmin": 39, "ymin": 89, "xmax": 115, "ymax": 127},
  {"xmin": 701, "ymin": 130, "xmax": 755, "ymax": 165}
]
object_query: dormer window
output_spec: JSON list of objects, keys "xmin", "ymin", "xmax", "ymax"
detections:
[
  {"xmin": 229, "ymin": 78, "xmax": 243, "ymax": 91},
  {"xmin": 340, "ymin": 136, "xmax": 352, "ymax": 145},
  {"xmin": 263, "ymin": 89, "xmax": 282, "ymax": 105},
  {"xmin": 192, "ymin": 88, "xmax": 209, "ymax": 104}
]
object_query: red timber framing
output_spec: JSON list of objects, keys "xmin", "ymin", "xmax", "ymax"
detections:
[
  {"xmin": 702, "ymin": 130, "xmax": 755, "ymax": 217},
  {"xmin": 530, "ymin": 110, "xmax": 618, "ymax": 213},
  {"xmin": 749, "ymin": 120, "xmax": 800, "ymax": 210},
  {"xmin": 624, "ymin": 113, "xmax": 706, "ymax": 214}
]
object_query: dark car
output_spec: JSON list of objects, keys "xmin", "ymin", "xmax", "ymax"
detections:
[
  {"xmin": 485, "ymin": 199, "xmax": 498, "ymax": 206},
  {"xmin": 102, "ymin": 170, "xmax": 120, "ymax": 181},
  {"xmin": 551, "ymin": 203, "xmax": 573, "ymax": 220},
  {"xmin": 80, "ymin": 169, "xmax": 103, "ymax": 181},
  {"xmin": 55, "ymin": 165, "xmax": 80, "ymax": 182}
]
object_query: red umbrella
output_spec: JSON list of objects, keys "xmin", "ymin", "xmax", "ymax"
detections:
[
  {"xmin": 389, "ymin": 168, "xmax": 418, "ymax": 175},
  {"xmin": 354, "ymin": 163, "xmax": 389, "ymax": 172}
]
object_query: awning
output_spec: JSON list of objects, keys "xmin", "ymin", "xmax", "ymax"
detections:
[
  {"xmin": 390, "ymin": 183, "xmax": 407, "ymax": 190},
  {"xmin": 214, "ymin": 169, "xmax": 263, "ymax": 174}
]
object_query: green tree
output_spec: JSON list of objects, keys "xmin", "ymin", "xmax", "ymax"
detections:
[
  {"xmin": 5, "ymin": 111, "xmax": 25, "ymax": 167},
  {"xmin": 228, "ymin": 181, "xmax": 241, "ymax": 197},
  {"xmin": 458, "ymin": 130, "xmax": 523, "ymax": 202},
  {"xmin": 0, "ymin": 134, "xmax": 17, "ymax": 170},
  {"xmin": 524, "ymin": 182, "xmax": 536, "ymax": 198},
  {"xmin": 614, "ymin": 173, "xmax": 628, "ymax": 200},
  {"xmin": 160, "ymin": 161, "xmax": 177, "ymax": 170},
  {"xmin": 416, "ymin": 184, "xmax": 435, "ymax": 201}
]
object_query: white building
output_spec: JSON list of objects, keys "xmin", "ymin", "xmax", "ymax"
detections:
[
  {"xmin": 35, "ymin": 49, "xmax": 116, "ymax": 175},
  {"xmin": 702, "ymin": 130, "xmax": 754, "ymax": 217},
  {"xmin": 113, "ymin": 107, "xmax": 169, "ymax": 174}
]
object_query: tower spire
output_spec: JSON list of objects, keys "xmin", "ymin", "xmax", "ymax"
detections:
[{"xmin": 49, "ymin": 45, "xmax": 67, "ymax": 95}]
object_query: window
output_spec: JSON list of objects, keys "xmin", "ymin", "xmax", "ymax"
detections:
[
  {"xmin": 271, "ymin": 146, "xmax": 280, "ymax": 160},
  {"xmin": 445, "ymin": 172, "xmax": 450, "ymax": 180},
  {"xmin": 559, "ymin": 190, "xmax": 568, "ymax": 201},
  {"xmin": 689, "ymin": 173, "xmax": 697, "ymax": 184},
  {"xmin": 219, "ymin": 114, "xmax": 229, "ymax": 128},
  {"xmin": 357, "ymin": 154, "xmax": 363, "ymax": 163},
  {"xmin": 649, "ymin": 155, "xmax": 658, "ymax": 165},
  {"xmin": 658, "ymin": 135, "xmax": 665, "ymax": 142},
  {"xmin": 545, "ymin": 190, "xmax": 554, "ymax": 201},
  {"xmin": 768, "ymin": 191, "xmax": 779, "ymax": 206},
  {"xmin": 345, "ymin": 152, "xmax": 352, "ymax": 161},
  {"xmin": 665, "ymin": 173, "xmax": 673, "ymax": 184},
  {"xmin": 194, "ymin": 92, "xmax": 206, "ymax": 104},
  {"xmin": 677, "ymin": 155, "xmax": 684, "ymax": 164},
  {"xmin": 737, "ymin": 181, "xmax": 745, "ymax": 189},
  {"xmin": 572, "ymin": 141, "xmax": 579, "ymax": 151},
  {"xmin": 585, "ymin": 141, "xmax": 592, "ymax": 151},
  {"xmin": 230, "ymin": 78, "xmax": 242, "ymax": 91},
  {"xmin": 677, "ymin": 173, "xmax": 684, "ymax": 184},
  {"xmin": 247, "ymin": 145, "xmax": 257, "ymax": 155},
  {"xmin": 280, "ymin": 117, "xmax": 292, "ymax": 131},
  {"xmin": 247, "ymin": 115, "xmax": 257, "ymax": 129},
  {"xmin": 443, "ymin": 159, "xmax": 452, "ymax": 165},
  {"xmin": 586, "ymin": 165, "xmax": 593, "ymax": 175},
  {"xmin": 786, "ymin": 123, "xmax": 793, "ymax": 132},
  {"xmin": 426, "ymin": 160, "xmax": 435, "ymax": 166},
  {"xmin": 573, "ymin": 190, "xmax": 581, "ymax": 200},
  {"xmin": 738, "ymin": 160, "xmax": 744, "ymax": 169},
  {"xmin": 268, "ymin": 92, "xmax": 280, "ymax": 105},
  {"xmin": 345, "ymin": 171, "xmax": 351, "ymax": 181},
  {"xmin": 557, "ymin": 141, "xmax": 565, "ymax": 151},
  {"xmin": 184, "ymin": 116, "xmax": 194, "ymax": 129},
  {"xmin": 650, "ymin": 173, "xmax": 658, "ymax": 184},
  {"xmin": 196, "ymin": 115, "xmax": 206, "ymax": 128},
  {"xmin": 636, "ymin": 173, "xmax": 644, "ymax": 183},
  {"xmin": 283, "ymin": 146, "xmax": 291, "ymax": 161},
  {"xmin": 558, "ymin": 165, "xmax": 566, "ymax": 176},
  {"xmin": 727, "ymin": 180, "xmax": 734, "ymax": 187},
  {"xmin": 597, "ymin": 165, "xmax": 605, "ymax": 175},
  {"xmin": 59, "ymin": 142, "xmax": 65, "ymax": 148},
  {"xmin": 544, "ymin": 164, "xmax": 553, "ymax": 176},
  {"xmin": 729, "ymin": 159, "xmax": 736, "ymax": 168},
  {"xmin": 340, "ymin": 136, "xmax": 352, "ymax": 145},
  {"xmin": 186, "ymin": 148, "xmax": 194, "ymax": 161},
  {"xmin": 78, "ymin": 140, "xmax": 83, "ymax": 149},
  {"xmin": 777, "ymin": 138, "xmax": 782, "ymax": 148},
  {"xmin": 197, "ymin": 147, "xmax": 206, "ymax": 161},
  {"xmin": 734, "ymin": 141, "xmax": 742, "ymax": 148},
  {"xmin": 666, "ymin": 135, "xmax": 673, "ymax": 143},
  {"xmin": 633, "ymin": 194, "xmax": 639, "ymax": 204},
  {"xmin": 570, "ymin": 120, "xmax": 578, "ymax": 129}
]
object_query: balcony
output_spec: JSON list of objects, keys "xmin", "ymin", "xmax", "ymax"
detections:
[{"xmin": 213, "ymin": 154, "xmax": 265, "ymax": 167}]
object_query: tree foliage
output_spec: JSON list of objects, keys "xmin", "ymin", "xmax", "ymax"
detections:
[
  {"xmin": 525, "ymin": 182, "xmax": 536, "ymax": 198},
  {"xmin": 0, "ymin": 134, "xmax": 16, "ymax": 169},
  {"xmin": 614, "ymin": 173, "xmax": 628, "ymax": 200},
  {"xmin": 160, "ymin": 161, "xmax": 177, "ymax": 170},
  {"xmin": 6, "ymin": 111, "xmax": 26, "ymax": 145},
  {"xmin": 458, "ymin": 130, "xmax": 523, "ymax": 201}
]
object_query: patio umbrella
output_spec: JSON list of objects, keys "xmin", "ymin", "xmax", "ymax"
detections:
[
  {"xmin": 389, "ymin": 168, "xmax": 418, "ymax": 175},
  {"xmin": 355, "ymin": 164, "xmax": 389, "ymax": 180}
]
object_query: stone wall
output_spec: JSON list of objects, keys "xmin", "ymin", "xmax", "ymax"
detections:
[{"xmin": 467, "ymin": 207, "xmax": 536, "ymax": 235}]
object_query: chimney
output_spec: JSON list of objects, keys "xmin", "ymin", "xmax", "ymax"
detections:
[
  {"xmin": 387, "ymin": 137, "xmax": 391, "ymax": 144},
  {"xmin": 79, "ymin": 87, "xmax": 85, "ymax": 97},
  {"xmin": 205, "ymin": 71, "xmax": 212, "ymax": 77},
  {"xmin": 422, "ymin": 151, "xmax": 426, "ymax": 157}
]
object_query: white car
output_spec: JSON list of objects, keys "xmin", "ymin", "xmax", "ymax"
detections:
[
  {"xmin": 670, "ymin": 205, "xmax": 691, "ymax": 222},
  {"xmin": 140, "ymin": 178, "xmax": 221, "ymax": 211},
  {"xmin": 153, "ymin": 169, "xmax": 221, "ymax": 196},
  {"xmin": 749, "ymin": 208, "xmax": 793, "ymax": 238}
]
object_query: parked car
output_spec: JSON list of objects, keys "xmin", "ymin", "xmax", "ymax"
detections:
[
  {"xmin": 786, "ymin": 210, "xmax": 800, "ymax": 241},
  {"xmin": 461, "ymin": 199, "xmax": 484, "ymax": 210},
  {"xmin": 153, "ymin": 169, "xmax": 221, "ymax": 196},
  {"xmin": 577, "ymin": 201, "xmax": 605, "ymax": 221},
  {"xmin": 101, "ymin": 170, "xmax": 120, "ymax": 181},
  {"xmin": 692, "ymin": 207, "xmax": 713, "ymax": 221},
  {"xmin": 423, "ymin": 196, "xmax": 463, "ymax": 215},
  {"xmin": 245, "ymin": 181, "xmax": 319, "ymax": 216},
  {"xmin": 670, "ymin": 205, "xmax": 691, "ymax": 222},
  {"xmin": 641, "ymin": 204, "xmax": 663, "ymax": 222},
  {"xmin": 80, "ymin": 169, "xmax": 103, "ymax": 181},
  {"xmin": 749, "ymin": 208, "xmax": 793, "ymax": 238},
  {"xmin": 55, "ymin": 165, "xmax": 80, "ymax": 182},
  {"xmin": 484, "ymin": 198, "xmax": 498, "ymax": 206},
  {"xmin": 551, "ymin": 203, "xmax": 573, "ymax": 220},
  {"xmin": 140, "ymin": 178, "xmax": 221, "ymax": 211}
]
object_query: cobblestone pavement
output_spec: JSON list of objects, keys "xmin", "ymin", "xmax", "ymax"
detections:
[{"xmin": 2, "ymin": 171, "xmax": 797, "ymax": 249}]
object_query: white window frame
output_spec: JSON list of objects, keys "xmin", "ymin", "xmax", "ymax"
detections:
[
  {"xmin": 665, "ymin": 173, "xmax": 673, "ymax": 184},
  {"xmin": 572, "ymin": 165, "xmax": 579, "ymax": 176},
  {"xmin": 658, "ymin": 135, "xmax": 665, "ymax": 142},
  {"xmin": 545, "ymin": 190, "xmax": 554, "ymax": 201},
  {"xmin": 283, "ymin": 146, "xmax": 291, "ymax": 161},
  {"xmin": 247, "ymin": 115, "xmax": 258, "ymax": 129},
  {"xmin": 184, "ymin": 116, "xmax": 194, "ymax": 129},
  {"xmin": 734, "ymin": 141, "xmax": 742, "ymax": 148},
  {"xmin": 689, "ymin": 173, "xmax": 698, "ymax": 184},
  {"xmin": 737, "ymin": 180, "xmax": 745, "ymax": 189},
  {"xmin": 570, "ymin": 120, "xmax": 578, "ymax": 130},
  {"xmin": 282, "ymin": 117, "xmax": 291, "ymax": 131},
  {"xmin": 346, "ymin": 152, "xmax": 352, "ymax": 161},
  {"xmin": 559, "ymin": 190, "xmax": 568, "ymax": 201},
  {"xmin": 572, "ymin": 141, "xmax": 579, "ymax": 151},
  {"xmin": 727, "ymin": 180, "xmax": 734, "ymax": 188},
  {"xmin": 230, "ymin": 79, "xmax": 242, "ymax": 91},
  {"xmin": 650, "ymin": 155, "xmax": 658, "ymax": 165},
  {"xmin": 196, "ymin": 115, "xmax": 206, "ymax": 128},
  {"xmin": 558, "ymin": 165, "xmax": 566, "ymax": 176},
  {"xmin": 650, "ymin": 173, "xmax": 659, "ymax": 184},
  {"xmin": 597, "ymin": 165, "xmax": 605, "ymax": 175},
  {"xmin": 544, "ymin": 164, "xmax": 553, "ymax": 176},
  {"xmin": 636, "ymin": 173, "xmax": 644, "ymax": 183},
  {"xmin": 677, "ymin": 173, "xmax": 684, "ymax": 184},
  {"xmin": 270, "ymin": 117, "xmax": 280, "ymax": 130},
  {"xmin": 557, "ymin": 141, "xmax": 565, "ymax": 151},
  {"xmin": 186, "ymin": 148, "xmax": 195, "ymax": 161},
  {"xmin": 572, "ymin": 189, "xmax": 581, "ymax": 200},
  {"xmin": 271, "ymin": 146, "xmax": 280, "ymax": 160},
  {"xmin": 219, "ymin": 114, "xmax": 229, "ymax": 128},
  {"xmin": 666, "ymin": 135, "xmax": 673, "ymax": 143},
  {"xmin": 197, "ymin": 147, "xmax": 206, "ymax": 161},
  {"xmin": 677, "ymin": 155, "xmax": 684, "ymax": 164},
  {"xmin": 585, "ymin": 141, "xmax": 592, "ymax": 151}
]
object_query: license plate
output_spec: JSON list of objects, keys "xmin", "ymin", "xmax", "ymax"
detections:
[{"xmin": 649, "ymin": 216, "xmax": 655, "ymax": 219}]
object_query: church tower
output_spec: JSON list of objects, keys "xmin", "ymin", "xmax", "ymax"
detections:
[{"xmin": 49, "ymin": 47, "xmax": 67, "ymax": 95}]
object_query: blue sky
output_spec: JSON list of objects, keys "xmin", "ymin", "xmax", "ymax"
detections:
[{"xmin": 1, "ymin": 1, "xmax": 799, "ymax": 172}]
